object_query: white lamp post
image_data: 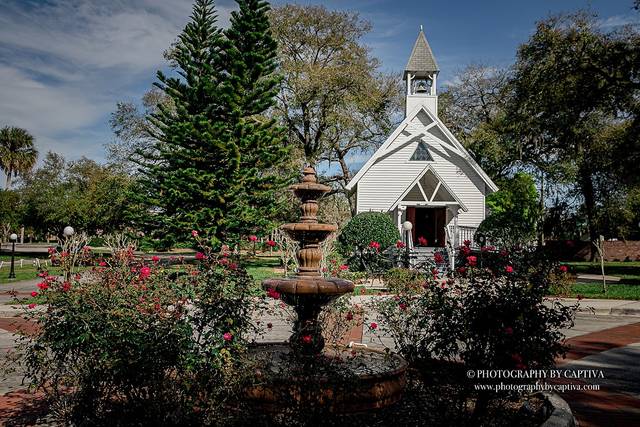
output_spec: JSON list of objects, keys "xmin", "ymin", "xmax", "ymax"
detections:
[
  {"xmin": 401, "ymin": 221, "xmax": 413, "ymax": 268},
  {"xmin": 63, "ymin": 226, "xmax": 75, "ymax": 238}
]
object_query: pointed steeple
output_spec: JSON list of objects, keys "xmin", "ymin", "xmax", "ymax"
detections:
[
  {"xmin": 404, "ymin": 27, "xmax": 439, "ymax": 80},
  {"xmin": 403, "ymin": 27, "xmax": 439, "ymax": 117}
]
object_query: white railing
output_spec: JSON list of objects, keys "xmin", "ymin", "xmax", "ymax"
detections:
[{"xmin": 447, "ymin": 225, "xmax": 479, "ymax": 249}]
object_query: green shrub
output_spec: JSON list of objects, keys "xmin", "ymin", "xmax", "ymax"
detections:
[
  {"xmin": 383, "ymin": 268, "xmax": 425, "ymax": 294},
  {"xmin": 337, "ymin": 212, "xmax": 400, "ymax": 256},
  {"xmin": 14, "ymin": 235, "xmax": 257, "ymax": 424}
]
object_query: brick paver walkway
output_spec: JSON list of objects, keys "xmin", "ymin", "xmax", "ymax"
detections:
[{"xmin": 556, "ymin": 321, "xmax": 640, "ymax": 427}]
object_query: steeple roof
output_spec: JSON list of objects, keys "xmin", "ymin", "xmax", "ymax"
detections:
[{"xmin": 404, "ymin": 28, "xmax": 439, "ymax": 78}]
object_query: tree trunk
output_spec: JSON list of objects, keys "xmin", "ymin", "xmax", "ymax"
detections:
[
  {"xmin": 579, "ymin": 163, "xmax": 597, "ymax": 261},
  {"xmin": 5, "ymin": 170, "xmax": 12, "ymax": 190},
  {"xmin": 538, "ymin": 171, "xmax": 545, "ymax": 247}
]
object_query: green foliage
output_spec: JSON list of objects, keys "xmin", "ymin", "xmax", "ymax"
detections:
[
  {"xmin": 0, "ymin": 126, "xmax": 38, "ymax": 189},
  {"xmin": 269, "ymin": 4, "xmax": 400, "ymax": 214},
  {"xmin": 18, "ymin": 152, "xmax": 134, "ymax": 239},
  {"xmin": 477, "ymin": 172, "xmax": 540, "ymax": 247},
  {"xmin": 507, "ymin": 12, "xmax": 640, "ymax": 244},
  {"xmin": 383, "ymin": 268, "xmax": 425, "ymax": 294},
  {"xmin": 135, "ymin": 0, "xmax": 292, "ymax": 250},
  {"xmin": 338, "ymin": 212, "xmax": 399, "ymax": 255},
  {"xmin": 0, "ymin": 190, "xmax": 22, "ymax": 240},
  {"xmin": 15, "ymin": 236, "xmax": 257, "ymax": 424},
  {"xmin": 375, "ymin": 247, "xmax": 577, "ymax": 414}
]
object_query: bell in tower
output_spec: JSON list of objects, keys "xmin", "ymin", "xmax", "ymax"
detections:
[{"xmin": 403, "ymin": 26, "xmax": 439, "ymax": 117}]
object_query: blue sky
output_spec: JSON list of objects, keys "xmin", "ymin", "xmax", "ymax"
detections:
[{"xmin": 0, "ymin": 0, "xmax": 638, "ymax": 176}]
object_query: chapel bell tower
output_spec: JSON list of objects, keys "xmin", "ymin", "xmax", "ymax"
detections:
[{"xmin": 404, "ymin": 26, "xmax": 439, "ymax": 117}]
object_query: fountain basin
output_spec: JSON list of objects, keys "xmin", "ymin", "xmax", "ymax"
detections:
[
  {"xmin": 263, "ymin": 276, "xmax": 354, "ymax": 295},
  {"xmin": 246, "ymin": 343, "xmax": 408, "ymax": 413}
]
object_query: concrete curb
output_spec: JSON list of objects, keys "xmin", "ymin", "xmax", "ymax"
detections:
[{"xmin": 539, "ymin": 392, "xmax": 577, "ymax": 427}]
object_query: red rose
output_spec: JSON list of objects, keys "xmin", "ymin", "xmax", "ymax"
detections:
[
  {"xmin": 399, "ymin": 303, "xmax": 407, "ymax": 311},
  {"xmin": 505, "ymin": 265, "xmax": 514, "ymax": 273},
  {"xmin": 28, "ymin": 303, "xmax": 36, "ymax": 309},
  {"xmin": 467, "ymin": 255, "xmax": 477, "ymax": 267},
  {"xmin": 339, "ymin": 264, "xmax": 349, "ymax": 271},
  {"xmin": 559, "ymin": 265, "xmax": 568, "ymax": 273},
  {"xmin": 195, "ymin": 252, "xmax": 206, "ymax": 260},
  {"xmin": 267, "ymin": 323, "xmax": 273, "ymax": 329},
  {"xmin": 463, "ymin": 239, "xmax": 471, "ymax": 247},
  {"xmin": 152, "ymin": 255, "xmax": 160, "ymax": 264},
  {"xmin": 434, "ymin": 252, "xmax": 444, "ymax": 264},
  {"xmin": 228, "ymin": 263, "xmax": 238, "ymax": 270},
  {"xmin": 370, "ymin": 322, "xmax": 378, "ymax": 330},
  {"xmin": 418, "ymin": 236, "xmax": 428, "ymax": 246},
  {"xmin": 139, "ymin": 266, "xmax": 151, "ymax": 279},
  {"xmin": 396, "ymin": 240, "xmax": 406, "ymax": 249},
  {"xmin": 62, "ymin": 282, "xmax": 71, "ymax": 292},
  {"xmin": 266, "ymin": 240, "xmax": 276, "ymax": 247},
  {"xmin": 302, "ymin": 335, "xmax": 313, "ymax": 344},
  {"xmin": 345, "ymin": 312, "xmax": 354, "ymax": 321},
  {"xmin": 457, "ymin": 267, "xmax": 467, "ymax": 274},
  {"xmin": 368, "ymin": 241, "xmax": 381, "ymax": 251},
  {"xmin": 461, "ymin": 246, "xmax": 471, "ymax": 255},
  {"xmin": 31, "ymin": 291, "xmax": 38, "ymax": 297},
  {"xmin": 248, "ymin": 235, "xmax": 258, "ymax": 242},
  {"xmin": 37, "ymin": 282, "xmax": 49, "ymax": 291},
  {"xmin": 266, "ymin": 288, "xmax": 280, "ymax": 299},
  {"xmin": 223, "ymin": 332, "xmax": 233, "ymax": 342}
]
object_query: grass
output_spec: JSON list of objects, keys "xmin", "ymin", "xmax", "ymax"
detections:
[
  {"xmin": 564, "ymin": 261, "xmax": 640, "ymax": 300},
  {"xmin": 244, "ymin": 255, "xmax": 283, "ymax": 284}
]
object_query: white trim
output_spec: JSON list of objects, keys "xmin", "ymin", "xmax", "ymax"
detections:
[
  {"xmin": 388, "ymin": 164, "xmax": 468, "ymax": 212},
  {"xmin": 345, "ymin": 104, "xmax": 498, "ymax": 193}
]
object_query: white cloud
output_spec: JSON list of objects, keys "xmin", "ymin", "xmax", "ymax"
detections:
[
  {"xmin": 597, "ymin": 14, "xmax": 640, "ymax": 30},
  {"xmin": 0, "ymin": 0, "xmax": 234, "ymax": 163}
]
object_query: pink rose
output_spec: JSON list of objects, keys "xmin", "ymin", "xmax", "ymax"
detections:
[
  {"xmin": 248, "ymin": 235, "xmax": 258, "ymax": 242},
  {"xmin": 396, "ymin": 240, "xmax": 406, "ymax": 249},
  {"xmin": 152, "ymin": 255, "xmax": 160, "ymax": 264},
  {"xmin": 559, "ymin": 265, "xmax": 568, "ymax": 273},
  {"xmin": 191, "ymin": 230, "xmax": 199, "ymax": 237},
  {"xmin": 339, "ymin": 264, "xmax": 349, "ymax": 271},
  {"xmin": 266, "ymin": 240, "xmax": 276, "ymax": 247},
  {"xmin": 368, "ymin": 241, "xmax": 381, "ymax": 251},
  {"xmin": 418, "ymin": 236, "xmax": 428, "ymax": 246},
  {"xmin": 195, "ymin": 252, "xmax": 205, "ymax": 260},
  {"xmin": 223, "ymin": 332, "xmax": 233, "ymax": 342},
  {"xmin": 467, "ymin": 255, "xmax": 477, "ymax": 267}
]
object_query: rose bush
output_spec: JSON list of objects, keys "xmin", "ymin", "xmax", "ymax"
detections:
[
  {"xmin": 14, "ymin": 233, "xmax": 258, "ymax": 424},
  {"xmin": 374, "ymin": 244, "xmax": 578, "ymax": 419}
]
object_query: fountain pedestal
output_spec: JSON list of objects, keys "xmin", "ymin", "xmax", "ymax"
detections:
[
  {"xmin": 249, "ymin": 167, "xmax": 407, "ymax": 413},
  {"xmin": 262, "ymin": 167, "xmax": 354, "ymax": 355}
]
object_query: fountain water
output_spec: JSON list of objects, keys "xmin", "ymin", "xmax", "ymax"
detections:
[{"xmin": 248, "ymin": 167, "xmax": 407, "ymax": 413}]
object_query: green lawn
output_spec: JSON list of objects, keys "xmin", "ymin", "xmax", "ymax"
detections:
[
  {"xmin": 565, "ymin": 261, "xmax": 640, "ymax": 300},
  {"xmin": 244, "ymin": 256, "xmax": 283, "ymax": 284}
]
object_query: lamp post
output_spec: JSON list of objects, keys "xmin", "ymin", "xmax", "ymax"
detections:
[
  {"xmin": 63, "ymin": 226, "xmax": 75, "ymax": 238},
  {"xmin": 8, "ymin": 233, "xmax": 17, "ymax": 279},
  {"xmin": 402, "ymin": 221, "xmax": 413, "ymax": 268},
  {"xmin": 62, "ymin": 226, "xmax": 74, "ymax": 282}
]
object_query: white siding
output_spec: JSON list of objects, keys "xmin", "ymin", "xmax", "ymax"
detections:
[{"xmin": 356, "ymin": 113, "xmax": 487, "ymax": 228}]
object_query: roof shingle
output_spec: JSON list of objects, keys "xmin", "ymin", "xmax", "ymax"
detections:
[{"xmin": 404, "ymin": 29, "xmax": 439, "ymax": 76}]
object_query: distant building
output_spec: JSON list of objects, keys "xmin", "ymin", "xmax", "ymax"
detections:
[{"xmin": 346, "ymin": 28, "xmax": 497, "ymax": 260}]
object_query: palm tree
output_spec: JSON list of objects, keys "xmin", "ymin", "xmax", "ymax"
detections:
[{"xmin": 0, "ymin": 126, "xmax": 38, "ymax": 189}]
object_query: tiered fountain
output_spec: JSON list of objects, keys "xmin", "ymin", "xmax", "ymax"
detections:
[{"xmin": 248, "ymin": 167, "xmax": 407, "ymax": 413}]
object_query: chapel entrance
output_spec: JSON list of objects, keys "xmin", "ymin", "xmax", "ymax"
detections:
[{"xmin": 406, "ymin": 207, "xmax": 446, "ymax": 247}]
